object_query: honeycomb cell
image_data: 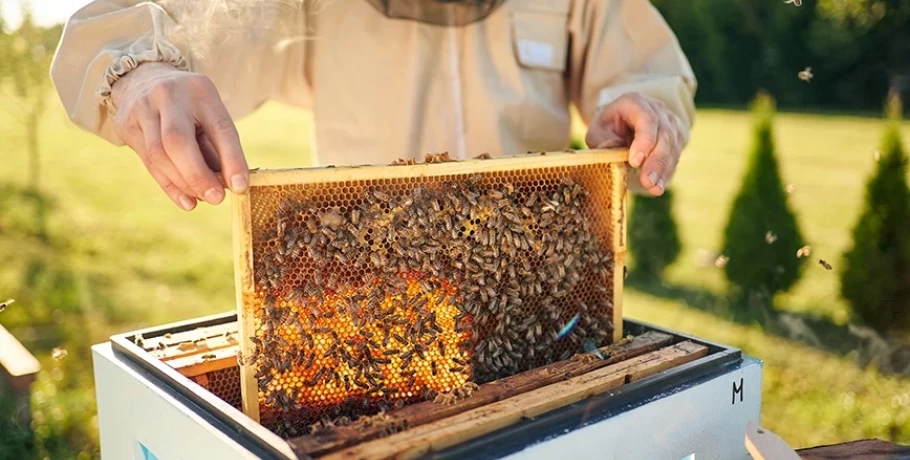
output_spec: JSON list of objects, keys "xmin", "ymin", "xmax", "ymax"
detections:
[{"xmin": 243, "ymin": 159, "xmax": 622, "ymax": 437}]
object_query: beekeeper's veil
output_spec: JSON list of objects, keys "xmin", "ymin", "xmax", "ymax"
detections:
[{"xmin": 363, "ymin": 0, "xmax": 507, "ymax": 26}]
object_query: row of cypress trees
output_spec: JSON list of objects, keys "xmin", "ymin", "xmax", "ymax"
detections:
[{"xmin": 627, "ymin": 92, "xmax": 910, "ymax": 335}]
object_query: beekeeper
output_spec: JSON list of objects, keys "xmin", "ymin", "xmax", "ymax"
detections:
[{"xmin": 51, "ymin": 0, "xmax": 695, "ymax": 212}]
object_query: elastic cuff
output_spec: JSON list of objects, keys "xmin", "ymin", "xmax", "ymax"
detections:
[{"xmin": 97, "ymin": 41, "xmax": 190, "ymax": 114}]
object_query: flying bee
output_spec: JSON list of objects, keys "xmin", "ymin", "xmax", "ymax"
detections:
[
  {"xmin": 51, "ymin": 347, "xmax": 68, "ymax": 361},
  {"xmin": 714, "ymin": 255, "xmax": 730, "ymax": 268},
  {"xmin": 0, "ymin": 298, "xmax": 15, "ymax": 313},
  {"xmin": 765, "ymin": 231, "xmax": 778, "ymax": 245},
  {"xmin": 818, "ymin": 259, "xmax": 833, "ymax": 270},
  {"xmin": 798, "ymin": 66, "xmax": 812, "ymax": 82},
  {"xmin": 784, "ymin": 0, "xmax": 802, "ymax": 6}
]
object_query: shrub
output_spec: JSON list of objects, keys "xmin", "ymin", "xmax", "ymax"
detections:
[
  {"xmin": 628, "ymin": 189, "xmax": 682, "ymax": 281},
  {"xmin": 840, "ymin": 94, "xmax": 910, "ymax": 334},
  {"xmin": 720, "ymin": 92, "xmax": 805, "ymax": 301}
]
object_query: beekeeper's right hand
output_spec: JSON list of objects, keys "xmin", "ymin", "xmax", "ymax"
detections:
[{"xmin": 111, "ymin": 62, "xmax": 249, "ymax": 211}]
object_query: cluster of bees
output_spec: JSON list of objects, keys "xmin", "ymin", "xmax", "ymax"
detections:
[
  {"xmin": 433, "ymin": 381, "xmax": 480, "ymax": 406},
  {"xmin": 247, "ymin": 172, "xmax": 614, "ymax": 437}
]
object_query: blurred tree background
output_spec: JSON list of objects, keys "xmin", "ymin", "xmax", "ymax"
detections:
[
  {"xmin": 840, "ymin": 95, "xmax": 910, "ymax": 334},
  {"xmin": 652, "ymin": 0, "xmax": 910, "ymax": 111}
]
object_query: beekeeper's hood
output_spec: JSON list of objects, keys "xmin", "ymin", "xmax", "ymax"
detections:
[{"xmin": 364, "ymin": 0, "xmax": 507, "ymax": 26}]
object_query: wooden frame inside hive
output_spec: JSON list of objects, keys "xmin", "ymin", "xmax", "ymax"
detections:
[{"xmin": 232, "ymin": 149, "xmax": 629, "ymax": 425}]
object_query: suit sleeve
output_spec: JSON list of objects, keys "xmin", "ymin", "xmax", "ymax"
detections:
[
  {"xmin": 568, "ymin": 0, "xmax": 697, "ymax": 144},
  {"xmin": 50, "ymin": 0, "xmax": 311, "ymax": 145}
]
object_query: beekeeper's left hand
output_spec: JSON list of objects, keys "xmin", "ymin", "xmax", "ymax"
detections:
[{"xmin": 584, "ymin": 92, "xmax": 686, "ymax": 196}]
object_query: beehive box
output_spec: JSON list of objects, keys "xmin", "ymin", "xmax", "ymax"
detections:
[{"xmin": 232, "ymin": 149, "xmax": 628, "ymax": 437}]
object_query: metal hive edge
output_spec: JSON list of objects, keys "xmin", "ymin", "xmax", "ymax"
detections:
[{"xmin": 107, "ymin": 316, "xmax": 740, "ymax": 460}]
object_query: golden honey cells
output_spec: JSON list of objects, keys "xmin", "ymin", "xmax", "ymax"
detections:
[{"xmin": 246, "ymin": 165, "xmax": 618, "ymax": 436}]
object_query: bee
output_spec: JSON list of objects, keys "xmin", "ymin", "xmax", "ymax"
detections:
[
  {"xmin": 201, "ymin": 353, "xmax": 216, "ymax": 361},
  {"xmin": 51, "ymin": 347, "xmax": 68, "ymax": 361},
  {"xmin": 372, "ymin": 190, "xmax": 390, "ymax": 202},
  {"xmin": 798, "ymin": 66, "xmax": 812, "ymax": 81},
  {"xmin": 818, "ymin": 259, "xmax": 833, "ymax": 271},
  {"xmin": 133, "ymin": 334, "xmax": 145, "ymax": 347},
  {"xmin": 714, "ymin": 255, "xmax": 730, "ymax": 268},
  {"xmin": 437, "ymin": 341, "xmax": 446, "ymax": 357},
  {"xmin": 765, "ymin": 231, "xmax": 778, "ymax": 245},
  {"xmin": 0, "ymin": 298, "xmax": 15, "ymax": 313},
  {"xmin": 796, "ymin": 246, "xmax": 811, "ymax": 258}
]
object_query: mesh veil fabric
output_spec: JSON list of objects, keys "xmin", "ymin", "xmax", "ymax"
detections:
[{"xmin": 363, "ymin": 0, "xmax": 507, "ymax": 26}]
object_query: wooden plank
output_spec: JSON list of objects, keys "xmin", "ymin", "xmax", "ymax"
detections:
[
  {"xmin": 612, "ymin": 163, "xmax": 628, "ymax": 343},
  {"xmin": 612, "ymin": 250, "xmax": 626, "ymax": 344},
  {"xmin": 289, "ymin": 331, "xmax": 673, "ymax": 457},
  {"xmin": 141, "ymin": 322, "xmax": 239, "ymax": 361},
  {"xmin": 233, "ymin": 190, "xmax": 260, "ymax": 422},
  {"xmin": 745, "ymin": 421, "xmax": 800, "ymax": 460},
  {"xmin": 324, "ymin": 341, "xmax": 707, "ymax": 460},
  {"xmin": 248, "ymin": 149, "xmax": 629, "ymax": 187},
  {"xmin": 167, "ymin": 346, "xmax": 239, "ymax": 378},
  {"xmin": 797, "ymin": 439, "xmax": 910, "ymax": 459},
  {"xmin": 0, "ymin": 324, "xmax": 40, "ymax": 392}
]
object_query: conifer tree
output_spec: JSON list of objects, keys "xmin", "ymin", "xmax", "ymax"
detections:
[
  {"xmin": 629, "ymin": 189, "xmax": 682, "ymax": 281},
  {"xmin": 840, "ymin": 93, "xmax": 910, "ymax": 333},
  {"xmin": 721, "ymin": 92, "xmax": 805, "ymax": 301}
]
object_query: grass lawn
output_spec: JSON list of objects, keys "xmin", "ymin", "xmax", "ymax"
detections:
[{"xmin": 0, "ymin": 94, "xmax": 908, "ymax": 458}]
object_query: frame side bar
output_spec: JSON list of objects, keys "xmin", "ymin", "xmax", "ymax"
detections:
[{"xmin": 233, "ymin": 190, "xmax": 261, "ymax": 422}]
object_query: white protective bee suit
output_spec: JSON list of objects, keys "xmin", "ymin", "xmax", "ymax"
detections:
[{"xmin": 50, "ymin": 0, "xmax": 696, "ymax": 166}]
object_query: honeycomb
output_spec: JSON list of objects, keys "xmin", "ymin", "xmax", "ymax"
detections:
[
  {"xmin": 235, "ymin": 150, "xmax": 627, "ymax": 437},
  {"xmin": 192, "ymin": 367, "xmax": 243, "ymax": 410}
]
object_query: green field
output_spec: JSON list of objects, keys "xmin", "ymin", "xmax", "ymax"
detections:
[{"xmin": 1, "ymin": 96, "xmax": 909, "ymax": 458}]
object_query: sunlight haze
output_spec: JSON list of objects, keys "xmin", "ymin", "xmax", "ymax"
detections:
[{"xmin": 2, "ymin": 0, "xmax": 90, "ymax": 28}]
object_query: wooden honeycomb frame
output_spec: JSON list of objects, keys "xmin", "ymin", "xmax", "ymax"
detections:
[{"xmin": 232, "ymin": 149, "xmax": 629, "ymax": 424}]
